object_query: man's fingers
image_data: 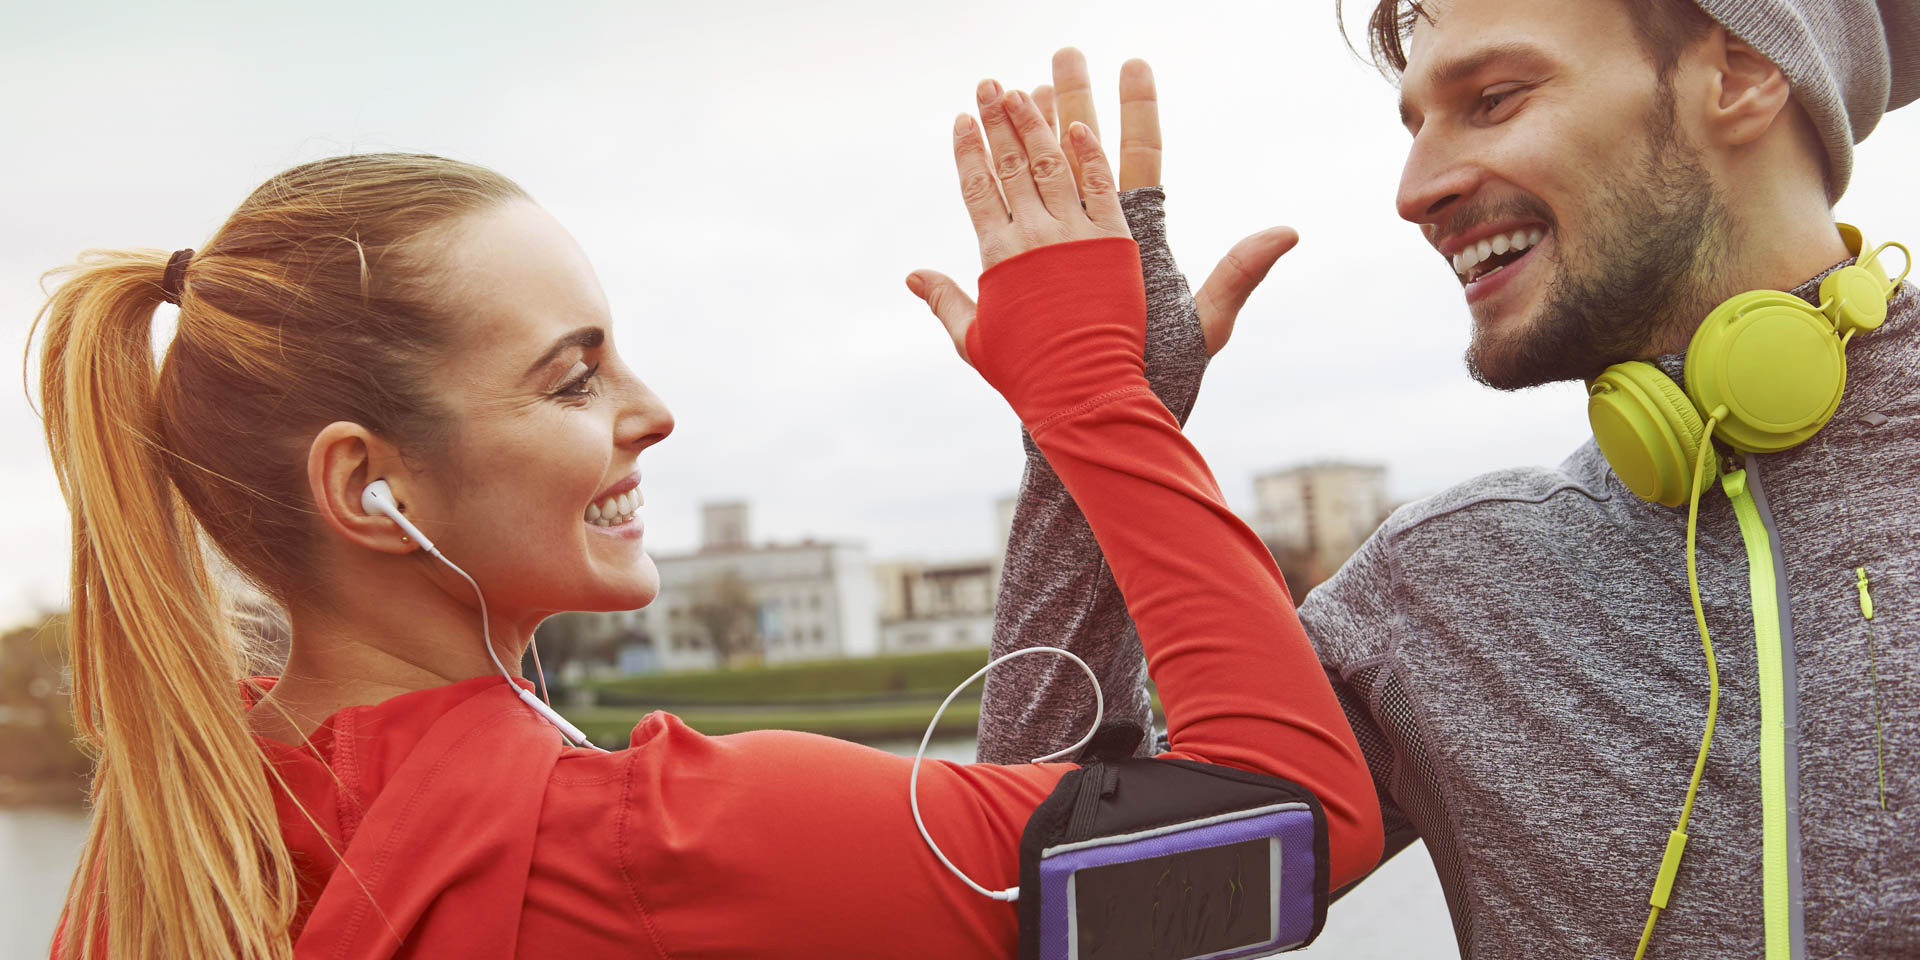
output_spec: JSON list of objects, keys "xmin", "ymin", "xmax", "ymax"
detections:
[
  {"xmin": 1051, "ymin": 48, "xmax": 1100, "ymax": 138},
  {"xmin": 952, "ymin": 113, "xmax": 1009, "ymax": 237},
  {"xmin": 905, "ymin": 270, "xmax": 978, "ymax": 362},
  {"xmin": 1051, "ymin": 47, "xmax": 1099, "ymax": 198},
  {"xmin": 1033, "ymin": 84, "xmax": 1058, "ymax": 136},
  {"xmin": 1193, "ymin": 226, "xmax": 1299, "ymax": 355},
  {"xmin": 1117, "ymin": 58, "xmax": 1162, "ymax": 190}
]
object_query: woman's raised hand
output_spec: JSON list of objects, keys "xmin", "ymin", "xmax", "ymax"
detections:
[{"xmin": 905, "ymin": 80, "xmax": 1131, "ymax": 364}]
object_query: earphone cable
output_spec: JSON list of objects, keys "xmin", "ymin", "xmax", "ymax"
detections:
[
  {"xmin": 910, "ymin": 646, "xmax": 1105, "ymax": 902},
  {"xmin": 1635, "ymin": 415, "xmax": 1724, "ymax": 960},
  {"xmin": 424, "ymin": 545, "xmax": 603, "ymax": 751}
]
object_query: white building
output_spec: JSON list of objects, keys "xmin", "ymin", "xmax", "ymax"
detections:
[
  {"xmin": 598, "ymin": 502, "xmax": 878, "ymax": 672},
  {"xmin": 1251, "ymin": 462, "xmax": 1392, "ymax": 574},
  {"xmin": 872, "ymin": 558, "xmax": 997, "ymax": 653}
]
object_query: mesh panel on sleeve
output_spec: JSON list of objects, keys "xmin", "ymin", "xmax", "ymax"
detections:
[{"xmin": 1346, "ymin": 661, "xmax": 1475, "ymax": 955}]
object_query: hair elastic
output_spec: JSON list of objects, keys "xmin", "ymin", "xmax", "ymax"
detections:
[{"xmin": 160, "ymin": 248, "xmax": 194, "ymax": 305}]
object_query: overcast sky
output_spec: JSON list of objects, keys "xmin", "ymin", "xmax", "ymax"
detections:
[{"xmin": 4, "ymin": 0, "xmax": 1917, "ymax": 624}]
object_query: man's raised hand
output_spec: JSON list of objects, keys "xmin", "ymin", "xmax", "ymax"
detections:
[{"xmin": 1034, "ymin": 49, "xmax": 1296, "ymax": 358}]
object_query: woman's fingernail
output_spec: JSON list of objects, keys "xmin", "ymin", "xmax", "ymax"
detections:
[
  {"xmin": 977, "ymin": 79, "xmax": 1000, "ymax": 104},
  {"xmin": 1007, "ymin": 90, "xmax": 1027, "ymax": 109},
  {"xmin": 954, "ymin": 113, "xmax": 972, "ymax": 136}
]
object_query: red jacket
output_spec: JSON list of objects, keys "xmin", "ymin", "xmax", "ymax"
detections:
[{"xmin": 69, "ymin": 238, "xmax": 1382, "ymax": 959}]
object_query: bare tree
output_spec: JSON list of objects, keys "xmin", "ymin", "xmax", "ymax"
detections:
[
  {"xmin": 687, "ymin": 569, "xmax": 763, "ymax": 667},
  {"xmin": 526, "ymin": 611, "xmax": 617, "ymax": 690}
]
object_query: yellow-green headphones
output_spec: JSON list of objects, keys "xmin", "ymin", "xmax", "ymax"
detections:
[
  {"xmin": 1582, "ymin": 224, "xmax": 1909, "ymax": 959},
  {"xmin": 1588, "ymin": 224, "xmax": 1909, "ymax": 506}
]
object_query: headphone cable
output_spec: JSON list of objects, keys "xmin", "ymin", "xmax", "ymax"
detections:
[{"xmin": 1635, "ymin": 415, "xmax": 1724, "ymax": 959}]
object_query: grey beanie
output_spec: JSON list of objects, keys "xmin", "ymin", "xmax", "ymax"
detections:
[{"xmin": 1692, "ymin": 0, "xmax": 1920, "ymax": 199}]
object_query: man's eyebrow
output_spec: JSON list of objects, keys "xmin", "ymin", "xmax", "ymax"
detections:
[
  {"xmin": 1399, "ymin": 41, "xmax": 1554, "ymax": 126},
  {"xmin": 524, "ymin": 326, "xmax": 605, "ymax": 379}
]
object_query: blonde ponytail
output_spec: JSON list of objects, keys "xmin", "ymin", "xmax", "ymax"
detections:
[
  {"xmin": 32, "ymin": 154, "xmax": 528, "ymax": 959},
  {"xmin": 37, "ymin": 251, "xmax": 298, "ymax": 960}
]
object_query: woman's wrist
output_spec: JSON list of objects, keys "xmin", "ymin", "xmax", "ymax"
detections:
[{"xmin": 967, "ymin": 236, "xmax": 1149, "ymax": 431}]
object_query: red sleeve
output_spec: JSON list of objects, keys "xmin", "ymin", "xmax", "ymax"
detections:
[
  {"xmin": 967, "ymin": 236, "xmax": 1383, "ymax": 885},
  {"xmin": 615, "ymin": 237, "xmax": 1381, "ymax": 959}
]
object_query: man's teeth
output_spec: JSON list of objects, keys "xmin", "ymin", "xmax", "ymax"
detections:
[
  {"xmin": 585, "ymin": 489, "xmax": 644, "ymax": 526},
  {"xmin": 1452, "ymin": 228, "xmax": 1546, "ymax": 277}
]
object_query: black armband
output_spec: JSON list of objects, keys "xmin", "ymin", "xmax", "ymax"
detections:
[{"xmin": 1018, "ymin": 758, "xmax": 1330, "ymax": 959}]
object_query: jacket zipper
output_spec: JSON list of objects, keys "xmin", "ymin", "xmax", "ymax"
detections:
[
  {"xmin": 1857, "ymin": 567, "xmax": 1888, "ymax": 811},
  {"xmin": 1723, "ymin": 465, "xmax": 1798, "ymax": 960}
]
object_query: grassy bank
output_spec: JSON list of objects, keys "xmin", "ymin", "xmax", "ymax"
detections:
[
  {"xmin": 579, "ymin": 648, "xmax": 994, "ymax": 746},
  {"xmin": 577, "ymin": 647, "xmax": 1162, "ymax": 748},
  {"xmin": 569, "ymin": 700, "xmax": 982, "ymax": 745},
  {"xmin": 589, "ymin": 647, "xmax": 994, "ymax": 706}
]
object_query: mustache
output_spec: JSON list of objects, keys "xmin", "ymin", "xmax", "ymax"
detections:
[{"xmin": 1435, "ymin": 196, "xmax": 1558, "ymax": 247}]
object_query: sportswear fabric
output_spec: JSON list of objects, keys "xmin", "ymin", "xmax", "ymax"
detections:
[
  {"xmin": 56, "ymin": 236, "xmax": 1381, "ymax": 959},
  {"xmin": 976, "ymin": 193, "xmax": 1919, "ymax": 957},
  {"xmin": 1692, "ymin": 0, "xmax": 1918, "ymax": 199}
]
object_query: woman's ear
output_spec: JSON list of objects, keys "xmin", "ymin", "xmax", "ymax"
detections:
[
  {"xmin": 1701, "ymin": 30, "xmax": 1794, "ymax": 148},
  {"xmin": 307, "ymin": 422, "xmax": 418, "ymax": 554}
]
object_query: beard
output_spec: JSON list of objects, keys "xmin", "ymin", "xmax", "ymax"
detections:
[{"xmin": 1465, "ymin": 90, "xmax": 1731, "ymax": 391}]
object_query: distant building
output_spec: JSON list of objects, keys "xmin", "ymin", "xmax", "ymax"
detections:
[
  {"xmin": 1251, "ymin": 462, "xmax": 1393, "ymax": 580},
  {"xmin": 872, "ymin": 559, "xmax": 996, "ymax": 653},
  {"xmin": 596, "ymin": 502, "xmax": 878, "ymax": 672}
]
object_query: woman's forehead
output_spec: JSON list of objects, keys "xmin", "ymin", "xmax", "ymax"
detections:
[{"xmin": 433, "ymin": 201, "xmax": 613, "ymax": 359}]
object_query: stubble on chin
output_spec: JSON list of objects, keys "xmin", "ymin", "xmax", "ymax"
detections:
[{"xmin": 1463, "ymin": 92, "xmax": 1728, "ymax": 392}]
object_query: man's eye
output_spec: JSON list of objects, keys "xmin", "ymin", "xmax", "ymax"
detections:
[{"xmin": 1480, "ymin": 86, "xmax": 1527, "ymax": 117}]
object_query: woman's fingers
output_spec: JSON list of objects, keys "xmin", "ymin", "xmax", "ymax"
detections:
[
  {"xmin": 952, "ymin": 112, "xmax": 1009, "ymax": 236},
  {"xmin": 1050, "ymin": 47, "xmax": 1100, "ymax": 196},
  {"xmin": 1003, "ymin": 89, "xmax": 1084, "ymax": 222},
  {"xmin": 978, "ymin": 81, "xmax": 1048, "ymax": 225},
  {"xmin": 905, "ymin": 270, "xmax": 978, "ymax": 363},
  {"xmin": 1033, "ymin": 84, "xmax": 1059, "ymax": 137},
  {"xmin": 1064, "ymin": 122, "xmax": 1126, "ymax": 234},
  {"xmin": 1118, "ymin": 58, "xmax": 1162, "ymax": 190}
]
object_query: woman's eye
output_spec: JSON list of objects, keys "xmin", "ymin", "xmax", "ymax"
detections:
[{"xmin": 555, "ymin": 363, "xmax": 600, "ymax": 399}]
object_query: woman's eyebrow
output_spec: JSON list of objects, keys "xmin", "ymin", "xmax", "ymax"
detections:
[{"xmin": 523, "ymin": 326, "xmax": 605, "ymax": 380}]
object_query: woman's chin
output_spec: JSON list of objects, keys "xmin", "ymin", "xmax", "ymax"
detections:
[{"xmin": 586, "ymin": 554, "xmax": 660, "ymax": 610}]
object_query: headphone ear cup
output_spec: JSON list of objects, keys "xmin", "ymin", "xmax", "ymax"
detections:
[
  {"xmin": 1589, "ymin": 361, "xmax": 1707, "ymax": 507},
  {"xmin": 1820, "ymin": 263, "xmax": 1891, "ymax": 336},
  {"xmin": 1685, "ymin": 290, "xmax": 1847, "ymax": 453}
]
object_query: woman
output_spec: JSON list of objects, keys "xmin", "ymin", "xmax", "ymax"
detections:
[{"xmin": 37, "ymin": 82, "xmax": 1381, "ymax": 959}]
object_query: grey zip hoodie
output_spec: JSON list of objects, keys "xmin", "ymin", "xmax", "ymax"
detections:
[{"xmin": 977, "ymin": 188, "xmax": 1918, "ymax": 957}]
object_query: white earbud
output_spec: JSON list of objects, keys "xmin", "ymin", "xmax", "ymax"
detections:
[
  {"xmin": 362, "ymin": 479, "xmax": 436, "ymax": 553},
  {"xmin": 359, "ymin": 478, "xmax": 603, "ymax": 752}
]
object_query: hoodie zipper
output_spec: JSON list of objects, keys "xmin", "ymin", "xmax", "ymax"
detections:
[{"xmin": 1856, "ymin": 567, "xmax": 1889, "ymax": 811}]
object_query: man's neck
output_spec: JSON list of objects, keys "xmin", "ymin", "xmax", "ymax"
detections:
[{"xmin": 1644, "ymin": 208, "xmax": 1850, "ymax": 357}]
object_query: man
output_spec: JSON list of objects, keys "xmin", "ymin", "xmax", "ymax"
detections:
[{"xmin": 917, "ymin": 2, "xmax": 1919, "ymax": 956}]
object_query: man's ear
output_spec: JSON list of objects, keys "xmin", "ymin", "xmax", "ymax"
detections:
[
  {"xmin": 307, "ymin": 422, "xmax": 419, "ymax": 555},
  {"xmin": 1702, "ymin": 30, "xmax": 1794, "ymax": 148}
]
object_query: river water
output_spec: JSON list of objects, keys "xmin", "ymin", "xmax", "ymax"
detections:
[{"xmin": 1, "ymin": 739, "xmax": 1455, "ymax": 959}]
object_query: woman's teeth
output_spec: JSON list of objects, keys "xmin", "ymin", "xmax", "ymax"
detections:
[
  {"xmin": 1453, "ymin": 227, "xmax": 1546, "ymax": 281},
  {"xmin": 585, "ymin": 489, "xmax": 643, "ymax": 526}
]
